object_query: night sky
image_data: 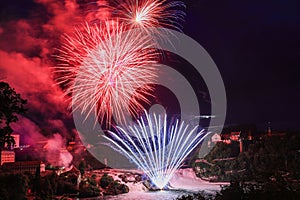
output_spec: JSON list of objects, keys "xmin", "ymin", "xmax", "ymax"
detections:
[
  {"xmin": 183, "ymin": 0, "xmax": 300, "ymax": 130},
  {"xmin": 0, "ymin": 0, "xmax": 299, "ymax": 140}
]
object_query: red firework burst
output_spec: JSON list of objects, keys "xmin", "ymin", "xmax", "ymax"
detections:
[
  {"xmin": 116, "ymin": 0, "xmax": 185, "ymax": 31},
  {"xmin": 55, "ymin": 0, "xmax": 186, "ymax": 126},
  {"xmin": 55, "ymin": 21, "xmax": 159, "ymax": 126}
]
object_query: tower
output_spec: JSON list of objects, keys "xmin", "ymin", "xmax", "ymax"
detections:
[
  {"xmin": 267, "ymin": 121, "xmax": 272, "ymax": 137},
  {"xmin": 11, "ymin": 133, "xmax": 20, "ymax": 148}
]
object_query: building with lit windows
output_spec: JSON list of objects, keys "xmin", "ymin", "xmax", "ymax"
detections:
[
  {"xmin": 0, "ymin": 150, "xmax": 15, "ymax": 165},
  {"xmin": 2, "ymin": 161, "xmax": 45, "ymax": 174}
]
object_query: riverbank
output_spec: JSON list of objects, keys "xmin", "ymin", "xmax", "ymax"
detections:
[{"xmin": 80, "ymin": 168, "xmax": 228, "ymax": 200}]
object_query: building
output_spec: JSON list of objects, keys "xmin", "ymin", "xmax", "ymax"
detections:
[
  {"xmin": 0, "ymin": 150, "xmax": 15, "ymax": 165},
  {"xmin": 266, "ymin": 124, "xmax": 286, "ymax": 138},
  {"xmin": 211, "ymin": 133, "xmax": 222, "ymax": 143},
  {"xmin": 4, "ymin": 133, "xmax": 20, "ymax": 149},
  {"xmin": 230, "ymin": 131, "xmax": 241, "ymax": 141},
  {"xmin": 11, "ymin": 133, "xmax": 20, "ymax": 148},
  {"xmin": 2, "ymin": 161, "xmax": 46, "ymax": 174}
]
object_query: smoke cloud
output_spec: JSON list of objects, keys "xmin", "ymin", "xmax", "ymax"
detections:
[
  {"xmin": 44, "ymin": 133, "xmax": 73, "ymax": 167},
  {"xmin": 0, "ymin": 0, "xmax": 109, "ymax": 164}
]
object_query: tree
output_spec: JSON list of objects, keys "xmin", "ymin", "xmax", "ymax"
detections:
[
  {"xmin": 79, "ymin": 183, "xmax": 100, "ymax": 198},
  {"xmin": 0, "ymin": 173, "xmax": 29, "ymax": 200},
  {"xmin": 100, "ymin": 173, "xmax": 114, "ymax": 188},
  {"xmin": 0, "ymin": 82, "xmax": 26, "ymax": 149}
]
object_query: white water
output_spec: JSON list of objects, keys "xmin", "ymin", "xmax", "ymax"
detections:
[{"xmin": 102, "ymin": 168, "xmax": 228, "ymax": 200}]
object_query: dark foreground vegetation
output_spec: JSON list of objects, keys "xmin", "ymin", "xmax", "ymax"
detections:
[
  {"xmin": 0, "ymin": 170, "xmax": 129, "ymax": 199},
  {"xmin": 194, "ymin": 132, "xmax": 300, "ymax": 182},
  {"xmin": 177, "ymin": 179, "xmax": 300, "ymax": 200},
  {"xmin": 185, "ymin": 129, "xmax": 300, "ymax": 200}
]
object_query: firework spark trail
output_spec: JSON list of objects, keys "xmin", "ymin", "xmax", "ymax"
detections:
[
  {"xmin": 55, "ymin": 0, "xmax": 200, "ymax": 189},
  {"xmin": 55, "ymin": 21, "xmax": 159, "ymax": 126},
  {"xmin": 104, "ymin": 111, "xmax": 209, "ymax": 189},
  {"xmin": 115, "ymin": 0, "xmax": 185, "ymax": 31},
  {"xmin": 55, "ymin": 0, "xmax": 186, "ymax": 126},
  {"xmin": 114, "ymin": 0, "xmax": 186, "ymax": 63}
]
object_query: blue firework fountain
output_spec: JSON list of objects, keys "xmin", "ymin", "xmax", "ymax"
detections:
[{"xmin": 104, "ymin": 111, "xmax": 209, "ymax": 189}]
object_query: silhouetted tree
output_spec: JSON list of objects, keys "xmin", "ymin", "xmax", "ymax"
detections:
[
  {"xmin": 0, "ymin": 82, "xmax": 26, "ymax": 149},
  {"xmin": 0, "ymin": 174, "xmax": 29, "ymax": 200},
  {"xmin": 100, "ymin": 173, "xmax": 114, "ymax": 188}
]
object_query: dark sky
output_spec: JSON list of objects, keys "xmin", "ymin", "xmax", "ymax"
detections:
[
  {"xmin": 183, "ymin": 0, "xmax": 300, "ymax": 129},
  {"xmin": 0, "ymin": 0, "xmax": 299, "ymax": 134}
]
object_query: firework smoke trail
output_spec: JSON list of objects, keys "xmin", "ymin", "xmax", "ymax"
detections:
[
  {"xmin": 115, "ymin": 0, "xmax": 185, "ymax": 31},
  {"xmin": 55, "ymin": 21, "xmax": 159, "ymax": 126},
  {"xmin": 104, "ymin": 111, "xmax": 209, "ymax": 189}
]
